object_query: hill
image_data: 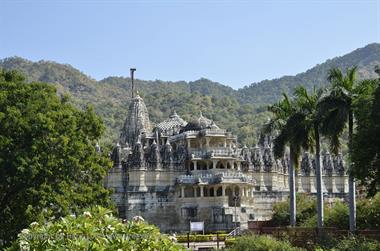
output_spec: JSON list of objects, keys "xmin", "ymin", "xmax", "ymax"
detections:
[
  {"xmin": 1, "ymin": 43, "xmax": 379, "ymax": 145},
  {"xmin": 239, "ymin": 43, "xmax": 380, "ymax": 104}
]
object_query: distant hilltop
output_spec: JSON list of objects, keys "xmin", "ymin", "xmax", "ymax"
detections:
[{"xmin": 1, "ymin": 43, "xmax": 379, "ymax": 145}]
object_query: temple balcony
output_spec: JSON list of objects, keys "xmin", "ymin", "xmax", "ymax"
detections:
[
  {"xmin": 176, "ymin": 171, "xmax": 256, "ymax": 185},
  {"xmin": 189, "ymin": 147, "xmax": 240, "ymax": 159}
]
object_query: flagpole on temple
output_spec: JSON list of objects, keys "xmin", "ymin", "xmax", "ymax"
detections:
[{"xmin": 130, "ymin": 68, "xmax": 136, "ymax": 98}]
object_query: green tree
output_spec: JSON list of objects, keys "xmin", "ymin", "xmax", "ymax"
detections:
[
  {"xmin": 317, "ymin": 67, "xmax": 358, "ymax": 231},
  {"xmin": 293, "ymin": 86, "xmax": 325, "ymax": 228},
  {"xmin": 0, "ymin": 70, "xmax": 113, "ymax": 247},
  {"xmin": 7, "ymin": 206, "xmax": 184, "ymax": 251},
  {"xmin": 352, "ymin": 69, "xmax": 380, "ymax": 195},
  {"xmin": 265, "ymin": 94, "xmax": 298, "ymax": 226}
]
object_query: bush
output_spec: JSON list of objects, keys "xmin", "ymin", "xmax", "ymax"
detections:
[
  {"xmin": 325, "ymin": 201, "xmax": 349, "ymax": 229},
  {"xmin": 331, "ymin": 235, "xmax": 380, "ymax": 251},
  {"xmin": 176, "ymin": 233, "xmax": 227, "ymax": 242},
  {"xmin": 272, "ymin": 193, "xmax": 316, "ymax": 226},
  {"xmin": 225, "ymin": 235, "xmax": 305, "ymax": 251},
  {"xmin": 273, "ymin": 193, "xmax": 380, "ymax": 230},
  {"xmin": 7, "ymin": 206, "xmax": 184, "ymax": 251}
]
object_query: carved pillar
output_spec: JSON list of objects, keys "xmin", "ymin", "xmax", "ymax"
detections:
[
  {"xmin": 200, "ymin": 186, "xmax": 204, "ymax": 197},
  {"xmin": 187, "ymin": 138, "xmax": 191, "ymax": 149},
  {"xmin": 205, "ymin": 137, "xmax": 210, "ymax": 148},
  {"xmin": 224, "ymin": 139, "xmax": 227, "ymax": 147},
  {"xmin": 222, "ymin": 185, "xmax": 226, "ymax": 196},
  {"xmin": 212, "ymin": 160, "xmax": 217, "ymax": 169},
  {"xmin": 138, "ymin": 170, "xmax": 148, "ymax": 192},
  {"xmin": 181, "ymin": 186, "xmax": 185, "ymax": 198},
  {"xmin": 193, "ymin": 187, "xmax": 197, "ymax": 197},
  {"xmin": 193, "ymin": 160, "xmax": 198, "ymax": 170},
  {"xmin": 237, "ymin": 161, "xmax": 241, "ymax": 171}
]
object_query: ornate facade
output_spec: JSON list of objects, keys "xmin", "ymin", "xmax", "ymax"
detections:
[{"xmin": 105, "ymin": 94, "xmax": 349, "ymax": 232}]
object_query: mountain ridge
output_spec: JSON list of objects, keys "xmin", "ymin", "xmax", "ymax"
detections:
[{"xmin": 1, "ymin": 43, "xmax": 379, "ymax": 145}]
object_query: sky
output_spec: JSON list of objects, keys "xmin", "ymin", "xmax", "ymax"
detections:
[{"xmin": 0, "ymin": 0, "xmax": 379, "ymax": 89}]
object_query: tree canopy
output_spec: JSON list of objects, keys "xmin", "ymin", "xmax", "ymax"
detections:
[
  {"xmin": 0, "ymin": 70, "xmax": 113, "ymax": 246},
  {"xmin": 352, "ymin": 74, "xmax": 380, "ymax": 196}
]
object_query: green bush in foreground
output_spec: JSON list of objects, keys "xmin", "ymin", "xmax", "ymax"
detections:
[
  {"xmin": 7, "ymin": 206, "xmax": 184, "ymax": 251},
  {"xmin": 225, "ymin": 235, "xmax": 304, "ymax": 251},
  {"xmin": 330, "ymin": 236, "xmax": 380, "ymax": 251}
]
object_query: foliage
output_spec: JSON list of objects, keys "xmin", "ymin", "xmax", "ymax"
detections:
[
  {"xmin": 272, "ymin": 194, "xmax": 380, "ymax": 230},
  {"xmin": 7, "ymin": 206, "xmax": 184, "ymax": 251},
  {"xmin": 272, "ymin": 194, "xmax": 317, "ymax": 226},
  {"xmin": 225, "ymin": 235, "xmax": 305, "ymax": 251},
  {"xmin": 329, "ymin": 235, "xmax": 380, "ymax": 251},
  {"xmin": 352, "ymin": 75, "xmax": 380, "ymax": 195},
  {"xmin": 0, "ymin": 70, "xmax": 113, "ymax": 247},
  {"xmin": 176, "ymin": 233, "xmax": 227, "ymax": 242}
]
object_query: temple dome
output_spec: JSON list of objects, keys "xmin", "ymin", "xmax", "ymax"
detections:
[
  {"xmin": 156, "ymin": 111, "xmax": 187, "ymax": 135},
  {"xmin": 181, "ymin": 112, "xmax": 219, "ymax": 132},
  {"xmin": 120, "ymin": 95, "xmax": 152, "ymax": 147}
]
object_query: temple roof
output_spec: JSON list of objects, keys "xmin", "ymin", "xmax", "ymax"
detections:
[
  {"xmin": 156, "ymin": 111, "xmax": 187, "ymax": 133},
  {"xmin": 120, "ymin": 95, "xmax": 152, "ymax": 146},
  {"xmin": 181, "ymin": 112, "xmax": 219, "ymax": 132}
]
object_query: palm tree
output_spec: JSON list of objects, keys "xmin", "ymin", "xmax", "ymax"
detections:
[
  {"xmin": 265, "ymin": 94, "xmax": 299, "ymax": 226},
  {"xmin": 318, "ymin": 66, "xmax": 358, "ymax": 231},
  {"xmin": 293, "ymin": 86, "xmax": 324, "ymax": 228}
]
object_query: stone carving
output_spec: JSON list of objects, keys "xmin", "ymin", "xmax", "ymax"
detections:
[
  {"xmin": 175, "ymin": 144, "xmax": 187, "ymax": 164},
  {"xmin": 162, "ymin": 140, "xmax": 174, "ymax": 169},
  {"xmin": 334, "ymin": 153, "xmax": 345, "ymax": 175},
  {"xmin": 323, "ymin": 151, "xmax": 334, "ymax": 176},
  {"xmin": 282, "ymin": 152, "xmax": 289, "ymax": 174},
  {"xmin": 156, "ymin": 111, "xmax": 187, "ymax": 136},
  {"xmin": 111, "ymin": 142, "xmax": 122, "ymax": 168},
  {"xmin": 241, "ymin": 145, "xmax": 251, "ymax": 171},
  {"xmin": 131, "ymin": 136, "xmax": 145, "ymax": 168},
  {"xmin": 120, "ymin": 95, "xmax": 152, "ymax": 147},
  {"xmin": 251, "ymin": 145, "xmax": 262, "ymax": 172},
  {"xmin": 148, "ymin": 140, "xmax": 161, "ymax": 169},
  {"xmin": 263, "ymin": 145, "xmax": 274, "ymax": 172},
  {"xmin": 301, "ymin": 152, "xmax": 313, "ymax": 175}
]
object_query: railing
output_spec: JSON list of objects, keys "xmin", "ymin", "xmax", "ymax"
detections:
[
  {"xmin": 227, "ymin": 227, "xmax": 241, "ymax": 237},
  {"xmin": 189, "ymin": 147, "xmax": 241, "ymax": 158},
  {"xmin": 176, "ymin": 172, "xmax": 256, "ymax": 185}
]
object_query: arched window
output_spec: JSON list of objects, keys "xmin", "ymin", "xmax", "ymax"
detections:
[{"xmin": 216, "ymin": 187, "xmax": 222, "ymax": 196}]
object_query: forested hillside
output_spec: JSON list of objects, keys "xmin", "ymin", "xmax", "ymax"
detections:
[
  {"xmin": 239, "ymin": 43, "xmax": 380, "ymax": 104},
  {"xmin": 1, "ymin": 43, "xmax": 379, "ymax": 145}
]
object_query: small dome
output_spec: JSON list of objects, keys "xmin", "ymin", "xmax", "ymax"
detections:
[
  {"xmin": 180, "ymin": 112, "xmax": 219, "ymax": 132},
  {"xmin": 156, "ymin": 111, "xmax": 187, "ymax": 134}
]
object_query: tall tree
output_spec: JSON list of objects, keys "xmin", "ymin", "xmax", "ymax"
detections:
[
  {"xmin": 265, "ymin": 94, "xmax": 298, "ymax": 226},
  {"xmin": 293, "ymin": 86, "xmax": 324, "ymax": 228},
  {"xmin": 0, "ymin": 70, "xmax": 113, "ymax": 247},
  {"xmin": 317, "ymin": 66, "xmax": 358, "ymax": 231},
  {"xmin": 352, "ymin": 68, "xmax": 380, "ymax": 196}
]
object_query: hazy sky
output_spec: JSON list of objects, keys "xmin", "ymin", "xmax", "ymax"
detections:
[{"xmin": 1, "ymin": 0, "xmax": 379, "ymax": 89}]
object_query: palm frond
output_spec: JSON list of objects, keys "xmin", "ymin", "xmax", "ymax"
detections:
[{"xmin": 328, "ymin": 68, "xmax": 344, "ymax": 86}]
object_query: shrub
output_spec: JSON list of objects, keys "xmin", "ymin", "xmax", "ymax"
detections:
[
  {"xmin": 225, "ymin": 235, "xmax": 305, "ymax": 251},
  {"xmin": 273, "ymin": 193, "xmax": 380, "ymax": 230},
  {"xmin": 325, "ymin": 201, "xmax": 349, "ymax": 229},
  {"xmin": 272, "ymin": 193, "xmax": 316, "ymax": 226},
  {"xmin": 7, "ymin": 206, "xmax": 184, "ymax": 251},
  {"xmin": 331, "ymin": 235, "xmax": 380, "ymax": 251},
  {"xmin": 176, "ymin": 233, "xmax": 227, "ymax": 242}
]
